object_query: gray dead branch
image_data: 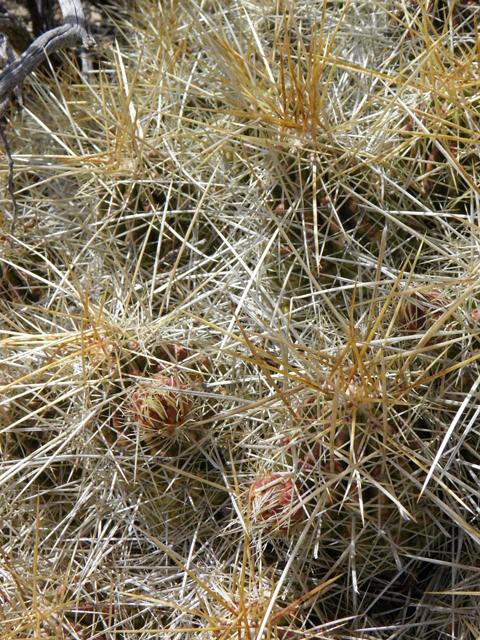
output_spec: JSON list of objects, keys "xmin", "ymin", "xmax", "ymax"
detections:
[{"xmin": 0, "ymin": 0, "xmax": 96, "ymax": 231}]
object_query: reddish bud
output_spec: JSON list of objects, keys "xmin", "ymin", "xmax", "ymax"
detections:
[
  {"xmin": 131, "ymin": 373, "xmax": 192, "ymax": 436},
  {"xmin": 248, "ymin": 474, "xmax": 303, "ymax": 530}
]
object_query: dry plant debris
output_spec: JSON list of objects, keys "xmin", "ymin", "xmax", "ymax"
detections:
[{"xmin": 1, "ymin": 0, "xmax": 480, "ymax": 638}]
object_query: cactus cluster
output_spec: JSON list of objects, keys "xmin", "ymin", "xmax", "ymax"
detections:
[{"xmin": 1, "ymin": 0, "xmax": 480, "ymax": 639}]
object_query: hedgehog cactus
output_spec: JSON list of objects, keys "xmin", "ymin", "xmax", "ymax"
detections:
[{"xmin": 131, "ymin": 373, "xmax": 192, "ymax": 436}]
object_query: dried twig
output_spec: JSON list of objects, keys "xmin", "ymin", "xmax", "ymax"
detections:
[
  {"xmin": 0, "ymin": 122, "xmax": 16, "ymax": 231},
  {"xmin": 0, "ymin": 0, "xmax": 95, "ymax": 116},
  {"xmin": 0, "ymin": 0, "xmax": 95, "ymax": 231}
]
